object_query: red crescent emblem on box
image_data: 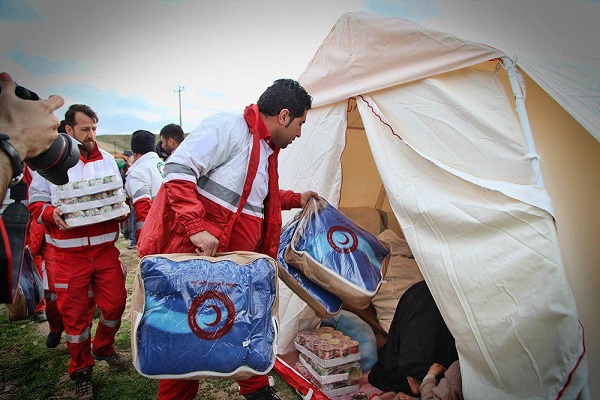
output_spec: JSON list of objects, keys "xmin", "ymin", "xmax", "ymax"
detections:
[
  {"xmin": 327, "ymin": 225, "xmax": 358, "ymax": 253},
  {"xmin": 188, "ymin": 290, "xmax": 235, "ymax": 340}
]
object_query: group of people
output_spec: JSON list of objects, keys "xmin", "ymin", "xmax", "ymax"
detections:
[
  {"xmin": 1, "ymin": 72, "xmax": 317, "ymax": 400},
  {"xmin": 0, "ymin": 71, "xmax": 462, "ymax": 400}
]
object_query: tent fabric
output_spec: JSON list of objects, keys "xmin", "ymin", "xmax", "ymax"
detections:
[
  {"xmin": 358, "ymin": 89, "xmax": 585, "ymax": 399},
  {"xmin": 298, "ymin": 12, "xmax": 504, "ymax": 109},
  {"xmin": 394, "ymin": 0, "xmax": 600, "ymax": 143},
  {"xmin": 279, "ymin": 12, "xmax": 587, "ymax": 400}
]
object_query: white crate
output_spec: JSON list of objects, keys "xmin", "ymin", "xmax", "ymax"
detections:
[
  {"xmin": 294, "ymin": 340, "xmax": 361, "ymax": 368},
  {"xmin": 298, "ymin": 354, "xmax": 361, "ymax": 385}
]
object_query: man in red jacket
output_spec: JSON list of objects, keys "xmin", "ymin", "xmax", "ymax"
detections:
[
  {"xmin": 29, "ymin": 104, "xmax": 128, "ymax": 400},
  {"xmin": 139, "ymin": 79, "xmax": 317, "ymax": 400}
]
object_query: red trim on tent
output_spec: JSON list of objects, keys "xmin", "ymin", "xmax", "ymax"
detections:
[
  {"xmin": 274, "ymin": 356, "xmax": 330, "ymax": 400},
  {"xmin": 555, "ymin": 321, "xmax": 586, "ymax": 400},
  {"xmin": 357, "ymin": 95, "xmax": 402, "ymax": 141}
]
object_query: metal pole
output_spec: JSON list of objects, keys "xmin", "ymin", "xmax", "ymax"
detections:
[
  {"xmin": 501, "ymin": 57, "xmax": 545, "ymax": 188},
  {"xmin": 174, "ymin": 86, "xmax": 185, "ymax": 129}
]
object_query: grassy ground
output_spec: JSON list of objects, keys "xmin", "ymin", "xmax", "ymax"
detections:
[{"xmin": 0, "ymin": 237, "xmax": 300, "ymax": 400}]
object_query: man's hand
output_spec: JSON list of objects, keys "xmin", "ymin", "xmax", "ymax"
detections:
[
  {"xmin": 189, "ymin": 230, "xmax": 219, "ymax": 257},
  {"xmin": 0, "ymin": 72, "xmax": 64, "ymax": 160},
  {"xmin": 300, "ymin": 191, "xmax": 319, "ymax": 207},
  {"xmin": 52, "ymin": 207, "xmax": 70, "ymax": 231},
  {"xmin": 427, "ymin": 363, "xmax": 447, "ymax": 378}
]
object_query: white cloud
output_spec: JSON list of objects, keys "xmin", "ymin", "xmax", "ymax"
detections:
[{"xmin": 0, "ymin": 0, "xmax": 363, "ymax": 135}]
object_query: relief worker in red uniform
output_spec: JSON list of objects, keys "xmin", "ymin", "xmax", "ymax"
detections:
[
  {"xmin": 139, "ymin": 79, "xmax": 318, "ymax": 400},
  {"xmin": 29, "ymin": 104, "xmax": 128, "ymax": 400}
]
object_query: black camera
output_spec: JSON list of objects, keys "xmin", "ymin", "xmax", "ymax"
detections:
[{"xmin": 1, "ymin": 84, "xmax": 79, "ymax": 185}]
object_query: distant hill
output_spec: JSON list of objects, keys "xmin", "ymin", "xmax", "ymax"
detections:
[
  {"xmin": 96, "ymin": 133, "xmax": 188, "ymax": 155},
  {"xmin": 96, "ymin": 134, "xmax": 133, "ymax": 155}
]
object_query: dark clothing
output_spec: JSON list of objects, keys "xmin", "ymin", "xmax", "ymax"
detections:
[{"xmin": 369, "ymin": 281, "xmax": 458, "ymax": 394}]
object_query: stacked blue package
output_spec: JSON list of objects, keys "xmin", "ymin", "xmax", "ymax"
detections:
[{"xmin": 136, "ymin": 256, "xmax": 277, "ymax": 377}]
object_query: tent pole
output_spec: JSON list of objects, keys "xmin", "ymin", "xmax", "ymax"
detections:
[{"xmin": 501, "ymin": 56, "xmax": 545, "ymax": 188}]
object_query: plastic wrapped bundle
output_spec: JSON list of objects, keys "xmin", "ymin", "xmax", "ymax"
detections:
[
  {"xmin": 277, "ymin": 213, "xmax": 343, "ymax": 318},
  {"xmin": 6, "ymin": 249, "xmax": 44, "ymax": 321},
  {"xmin": 285, "ymin": 198, "xmax": 390, "ymax": 309},
  {"xmin": 53, "ymin": 174, "xmax": 128, "ymax": 227},
  {"xmin": 131, "ymin": 252, "xmax": 279, "ymax": 380}
]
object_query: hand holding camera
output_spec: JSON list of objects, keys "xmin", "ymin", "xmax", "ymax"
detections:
[
  {"xmin": 0, "ymin": 72, "xmax": 79, "ymax": 187},
  {"xmin": 0, "ymin": 72, "xmax": 64, "ymax": 160},
  {"xmin": 0, "ymin": 72, "xmax": 74, "ymax": 304}
]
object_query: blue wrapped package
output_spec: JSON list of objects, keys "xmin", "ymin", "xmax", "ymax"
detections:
[
  {"xmin": 277, "ymin": 213, "xmax": 343, "ymax": 318},
  {"xmin": 285, "ymin": 198, "xmax": 390, "ymax": 309},
  {"xmin": 131, "ymin": 252, "xmax": 278, "ymax": 380},
  {"xmin": 6, "ymin": 248, "xmax": 45, "ymax": 322}
]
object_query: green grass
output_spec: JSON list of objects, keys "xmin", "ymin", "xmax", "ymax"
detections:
[
  {"xmin": 0, "ymin": 238, "xmax": 300, "ymax": 400},
  {"xmin": 0, "ymin": 317, "xmax": 71, "ymax": 399}
]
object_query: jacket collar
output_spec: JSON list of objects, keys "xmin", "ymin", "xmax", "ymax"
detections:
[
  {"xmin": 80, "ymin": 142, "xmax": 103, "ymax": 162},
  {"xmin": 244, "ymin": 104, "xmax": 272, "ymax": 142}
]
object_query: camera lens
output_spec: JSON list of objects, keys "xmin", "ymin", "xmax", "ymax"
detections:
[
  {"xmin": 3, "ymin": 83, "xmax": 80, "ymax": 186},
  {"xmin": 25, "ymin": 133, "xmax": 80, "ymax": 185}
]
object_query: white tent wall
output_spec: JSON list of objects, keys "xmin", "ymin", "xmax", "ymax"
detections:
[
  {"xmin": 355, "ymin": 75, "xmax": 584, "ymax": 399},
  {"xmin": 516, "ymin": 72, "xmax": 600, "ymax": 399},
  {"xmin": 279, "ymin": 12, "xmax": 594, "ymax": 399},
  {"xmin": 363, "ymin": 0, "xmax": 600, "ymax": 143}
]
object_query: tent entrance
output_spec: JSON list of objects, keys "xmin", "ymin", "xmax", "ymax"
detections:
[
  {"xmin": 340, "ymin": 97, "xmax": 391, "ymax": 213},
  {"xmin": 338, "ymin": 97, "xmax": 406, "ymax": 238}
]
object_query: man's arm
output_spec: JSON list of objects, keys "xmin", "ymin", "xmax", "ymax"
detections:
[
  {"xmin": 28, "ymin": 170, "xmax": 69, "ymax": 230},
  {"xmin": 0, "ymin": 72, "xmax": 63, "ymax": 196},
  {"xmin": 161, "ymin": 115, "xmax": 240, "ymax": 256},
  {"xmin": 125, "ymin": 170, "xmax": 152, "ymax": 239},
  {"xmin": 280, "ymin": 190, "xmax": 319, "ymax": 210}
]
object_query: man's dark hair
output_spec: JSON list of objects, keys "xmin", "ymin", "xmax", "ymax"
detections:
[
  {"xmin": 64, "ymin": 104, "xmax": 98, "ymax": 128},
  {"xmin": 159, "ymin": 123, "xmax": 185, "ymax": 145},
  {"xmin": 257, "ymin": 79, "xmax": 312, "ymax": 121},
  {"xmin": 58, "ymin": 120, "xmax": 67, "ymax": 134}
]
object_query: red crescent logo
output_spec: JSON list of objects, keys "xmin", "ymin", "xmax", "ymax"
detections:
[
  {"xmin": 188, "ymin": 290, "xmax": 235, "ymax": 340},
  {"xmin": 327, "ymin": 225, "xmax": 358, "ymax": 253},
  {"xmin": 205, "ymin": 305, "xmax": 222, "ymax": 327}
]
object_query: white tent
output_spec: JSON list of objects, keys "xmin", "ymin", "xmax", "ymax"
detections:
[
  {"xmin": 362, "ymin": 0, "xmax": 600, "ymax": 143},
  {"xmin": 278, "ymin": 12, "xmax": 590, "ymax": 399}
]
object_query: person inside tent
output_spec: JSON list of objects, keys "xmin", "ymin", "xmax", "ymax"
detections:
[
  {"xmin": 373, "ymin": 360, "xmax": 463, "ymax": 400},
  {"xmin": 138, "ymin": 78, "xmax": 319, "ymax": 400},
  {"xmin": 369, "ymin": 280, "xmax": 459, "ymax": 398}
]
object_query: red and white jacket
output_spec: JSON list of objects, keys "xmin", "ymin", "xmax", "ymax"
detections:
[
  {"xmin": 138, "ymin": 105, "xmax": 301, "ymax": 258},
  {"xmin": 28, "ymin": 144, "xmax": 125, "ymax": 253},
  {"xmin": 124, "ymin": 151, "xmax": 164, "ymax": 234}
]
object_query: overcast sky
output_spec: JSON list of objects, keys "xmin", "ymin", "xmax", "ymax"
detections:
[
  {"xmin": 2, "ymin": 0, "xmax": 596, "ymax": 136},
  {"xmin": 1, "ymin": 0, "xmax": 371, "ymax": 135}
]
